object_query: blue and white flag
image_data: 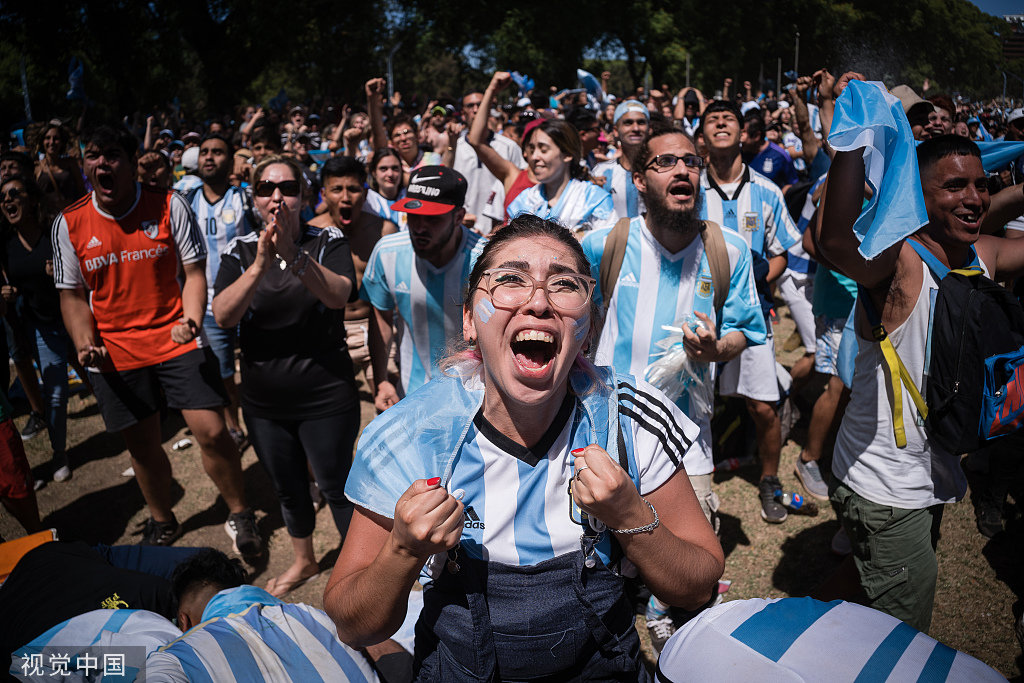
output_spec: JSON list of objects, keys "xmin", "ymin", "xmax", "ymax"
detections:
[
  {"xmin": 828, "ymin": 80, "xmax": 928, "ymax": 259},
  {"xmin": 976, "ymin": 140, "xmax": 1024, "ymax": 172}
]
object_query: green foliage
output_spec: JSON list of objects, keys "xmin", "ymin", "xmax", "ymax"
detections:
[{"xmin": 0, "ymin": 0, "xmax": 1016, "ymax": 131}]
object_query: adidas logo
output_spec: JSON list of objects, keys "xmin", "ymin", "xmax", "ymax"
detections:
[
  {"xmin": 464, "ymin": 505, "xmax": 485, "ymax": 529},
  {"xmin": 618, "ymin": 272, "xmax": 640, "ymax": 288},
  {"xmin": 394, "ymin": 281, "xmax": 410, "ymax": 294},
  {"xmin": 725, "ymin": 208, "xmax": 736, "ymax": 219},
  {"xmin": 86, "ymin": 236, "xmax": 102, "ymax": 249}
]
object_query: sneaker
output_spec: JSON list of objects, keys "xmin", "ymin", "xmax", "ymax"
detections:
[
  {"xmin": 310, "ymin": 481, "xmax": 326, "ymax": 512},
  {"xmin": 974, "ymin": 495, "xmax": 1004, "ymax": 539},
  {"xmin": 53, "ymin": 465, "xmax": 71, "ymax": 482},
  {"xmin": 646, "ymin": 613, "xmax": 676, "ymax": 655},
  {"xmin": 139, "ymin": 516, "xmax": 181, "ymax": 546},
  {"xmin": 831, "ymin": 527, "xmax": 852, "ymax": 556},
  {"xmin": 229, "ymin": 428, "xmax": 249, "ymax": 453},
  {"xmin": 20, "ymin": 412, "xmax": 46, "ymax": 441},
  {"xmin": 225, "ymin": 509, "xmax": 262, "ymax": 556},
  {"xmin": 759, "ymin": 476, "xmax": 788, "ymax": 524},
  {"xmin": 794, "ymin": 457, "xmax": 829, "ymax": 501}
]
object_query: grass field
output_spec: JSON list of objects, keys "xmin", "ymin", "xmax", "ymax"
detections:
[{"xmin": 2, "ymin": 310, "xmax": 1021, "ymax": 679}]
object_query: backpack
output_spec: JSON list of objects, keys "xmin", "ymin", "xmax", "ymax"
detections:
[
  {"xmin": 861, "ymin": 238, "xmax": 1024, "ymax": 454},
  {"xmin": 598, "ymin": 217, "xmax": 731, "ymax": 314}
]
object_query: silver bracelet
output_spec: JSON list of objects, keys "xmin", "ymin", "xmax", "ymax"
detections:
[
  {"xmin": 290, "ymin": 249, "xmax": 310, "ymax": 277},
  {"xmin": 608, "ymin": 498, "xmax": 660, "ymax": 534}
]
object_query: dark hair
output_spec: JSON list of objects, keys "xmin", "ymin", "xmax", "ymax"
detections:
[
  {"xmin": 916, "ymin": 134, "xmax": 981, "ymax": 174},
  {"xmin": 36, "ymin": 124, "xmax": 70, "ymax": 157},
  {"xmin": 386, "ymin": 114, "xmax": 416, "ymax": 139},
  {"xmin": 171, "ymin": 548, "xmax": 247, "ymax": 605},
  {"xmin": 368, "ymin": 147, "xmax": 403, "ymax": 191},
  {"xmin": 82, "ymin": 125, "xmax": 138, "ymax": 159},
  {"xmin": 200, "ymin": 132, "xmax": 234, "ymax": 157},
  {"xmin": 465, "ymin": 214, "xmax": 592, "ymax": 307},
  {"xmin": 0, "ymin": 174, "xmax": 46, "ymax": 227},
  {"xmin": 523, "ymin": 120, "xmax": 588, "ymax": 181},
  {"xmin": 631, "ymin": 121, "xmax": 693, "ymax": 173},
  {"xmin": 440, "ymin": 214, "xmax": 599, "ymax": 376},
  {"xmin": 0, "ymin": 151, "xmax": 34, "ymax": 178},
  {"xmin": 743, "ymin": 113, "xmax": 765, "ymax": 141},
  {"xmin": 320, "ymin": 155, "xmax": 367, "ymax": 187},
  {"xmin": 250, "ymin": 125, "xmax": 281, "ymax": 150},
  {"xmin": 565, "ymin": 108, "xmax": 598, "ymax": 131},
  {"xmin": 927, "ymin": 94, "xmax": 955, "ymax": 116},
  {"xmin": 701, "ymin": 99, "xmax": 743, "ymax": 128}
]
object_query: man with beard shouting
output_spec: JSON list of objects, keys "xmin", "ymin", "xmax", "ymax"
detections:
[
  {"xmin": 582, "ymin": 124, "xmax": 766, "ymax": 654},
  {"xmin": 185, "ymin": 133, "xmax": 255, "ymax": 447}
]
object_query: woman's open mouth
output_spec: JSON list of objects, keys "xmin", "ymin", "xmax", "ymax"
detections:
[{"xmin": 510, "ymin": 330, "xmax": 557, "ymax": 372}]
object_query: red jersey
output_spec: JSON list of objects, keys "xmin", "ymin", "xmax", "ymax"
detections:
[{"xmin": 53, "ymin": 185, "xmax": 207, "ymax": 370}]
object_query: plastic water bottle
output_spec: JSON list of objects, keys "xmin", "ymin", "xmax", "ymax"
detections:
[
  {"xmin": 774, "ymin": 490, "xmax": 819, "ymax": 516},
  {"xmin": 716, "ymin": 455, "xmax": 757, "ymax": 471}
]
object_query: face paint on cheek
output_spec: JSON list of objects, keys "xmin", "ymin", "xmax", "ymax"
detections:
[
  {"xmin": 475, "ymin": 299, "xmax": 495, "ymax": 324},
  {"xmin": 574, "ymin": 311, "xmax": 590, "ymax": 342}
]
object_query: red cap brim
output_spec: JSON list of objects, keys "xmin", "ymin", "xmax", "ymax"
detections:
[{"xmin": 391, "ymin": 197, "xmax": 455, "ymax": 215}]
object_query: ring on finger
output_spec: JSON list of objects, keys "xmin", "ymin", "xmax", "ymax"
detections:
[{"xmin": 575, "ymin": 465, "xmax": 589, "ymax": 480}]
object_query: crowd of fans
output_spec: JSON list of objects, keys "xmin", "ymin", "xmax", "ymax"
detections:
[{"xmin": 0, "ymin": 66, "xmax": 1021, "ymax": 681}]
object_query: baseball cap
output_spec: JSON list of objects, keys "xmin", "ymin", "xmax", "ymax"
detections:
[
  {"xmin": 740, "ymin": 101, "xmax": 761, "ymax": 116},
  {"xmin": 613, "ymin": 100, "xmax": 650, "ymax": 125},
  {"xmin": 182, "ymin": 146, "xmax": 200, "ymax": 172},
  {"xmin": 967, "ymin": 116, "xmax": 980, "ymax": 125},
  {"xmin": 391, "ymin": 166, "xmax": 468, "ymax": 215},
  {"xmin": 182, "ymin": 131, "xmax": 201, "ymax": 143},
  {"xmin": 1008, "ymin": 108, "xmax": 1024, "ymax": 126},
  {"xmin": 158, "ymin": 129, "xmax": 175, "ymax": 138}
]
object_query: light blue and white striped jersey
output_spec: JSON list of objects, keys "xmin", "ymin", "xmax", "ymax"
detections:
[
  {"xmin": 11, "ymin": 609, "xmax": 181, "ymax": 682},
  {"xmin": 437, "ymin": 380, "xmax": 690, "ymax": 571},
  {"xmin": 363, "ymin": 189, "xmax": 408, "ymax": 231},
  {"xmin": 786, "ymin": 173, "xmax": 828, "ymax": 275},
  {"xmin": 360, "ymin": 226, "xmax": 484, "ymax": 395},
  {"xmin": 145, "ymin": 586, "xmax": 378, "ymax": 683},
  {"xmin": 700, "ymin": 165, "xmax": 801, "ymax": 258},
  {"xmin": 657, "ymin": 597, "xmax": 1004, "ymax": 682},
  {"xmin": 582, "ymin": 218, "xmax": 766, "ymax": 473},
  {"xmin": 591, "ymin": 160, "xmax": 644, "ymax": 219},
  {"xmin": 186, "ymin": 185, "xmax": 254, "ymax": 313},
  {"xmin": 506, "ymin": 178, "xmax": 616, "ymax": 233}
]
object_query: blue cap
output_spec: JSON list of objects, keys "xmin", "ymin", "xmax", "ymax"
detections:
[
  {"xmin": 613, "ymin": 100, "xmax": 650, "ymax": 125},
  {"xmin": 967, "ymin": 116, "xmax": 980, "ymax": 125}
]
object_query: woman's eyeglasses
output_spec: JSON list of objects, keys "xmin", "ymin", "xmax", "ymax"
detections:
[
  {"xmin": 254, "ymin": 180, "xmax": 301, "ymax": 197},
  {"xmin": 644, "ymin": 153, "xmax": 706, "ymax": 172},
  {"xmin": 480, "ymin": 268, "xmax": 595, "ymax": 313},
  {"xmin": 0, "ymin": 189, "xmax": 23, "ymax": 202}
]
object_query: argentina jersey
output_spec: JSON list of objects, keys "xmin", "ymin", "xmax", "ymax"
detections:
[
  {"xmin": 435, "ymin": 381, "xmax": 692, "ymax": 571},
  {"xmin": 658, "ymin": 598, "xmax": 1005, "ymax": 682},
  {"xmin": 582, "ymin": 218, "xmax": 766, "ymax": 473},
  {"xmin": 591, "ymin": 160, "xmax": 645, "ymax": 219},
  {"xmin": 364, "ymin": 188, "xmax": 408, "ymax": 231},
  {"xmin": 787, "ymin": 173, "xmax": 828, "ymax": 275},
  {"xmin": 506, "ymin": 178, "xmax": 616, "ymax": 233},
  {"xmin": 360, "ymin": 227, "xmax": 484, "ymax": 395},
  {"xmin": 187, "ymin": 185, "xmax": 253, "ymax": 312},
  {"xmin": 699, "ymin": 165, "xmax": 801, "ymax": 259}
]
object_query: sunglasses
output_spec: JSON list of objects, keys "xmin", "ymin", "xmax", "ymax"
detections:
[
  {"xmin": 645, "ymin": 153, "xmax": 705, "ymax": 172},
  {"xmin": 254, "ymin": 180, "xmax": 301, "ymax": 197},
  {"xmin": 1, "ymin": 188, "xmax": 24, "ymax": 202}
]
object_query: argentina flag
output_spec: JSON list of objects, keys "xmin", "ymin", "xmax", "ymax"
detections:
[{"xmin": 828, "ymin": 80, "xmax": 928, "ymax": 259}]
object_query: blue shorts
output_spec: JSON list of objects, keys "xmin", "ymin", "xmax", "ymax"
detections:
[{"xmin": 203, "ymin": 312, "xmax": 237, "ymax": 380}]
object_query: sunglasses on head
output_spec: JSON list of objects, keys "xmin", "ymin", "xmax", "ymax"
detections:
[{"xmin": 254, "ymin": 180, "xmax": 301, "ymax": 197}]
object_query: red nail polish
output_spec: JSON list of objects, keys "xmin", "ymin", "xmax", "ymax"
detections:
[
  {"xmin": 426, "ymin": 477, "xmax": 441, "ymax": 486},
  {"xmin": 571, "ymin": 448, "xmax": 585, "ymax": 455}
]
